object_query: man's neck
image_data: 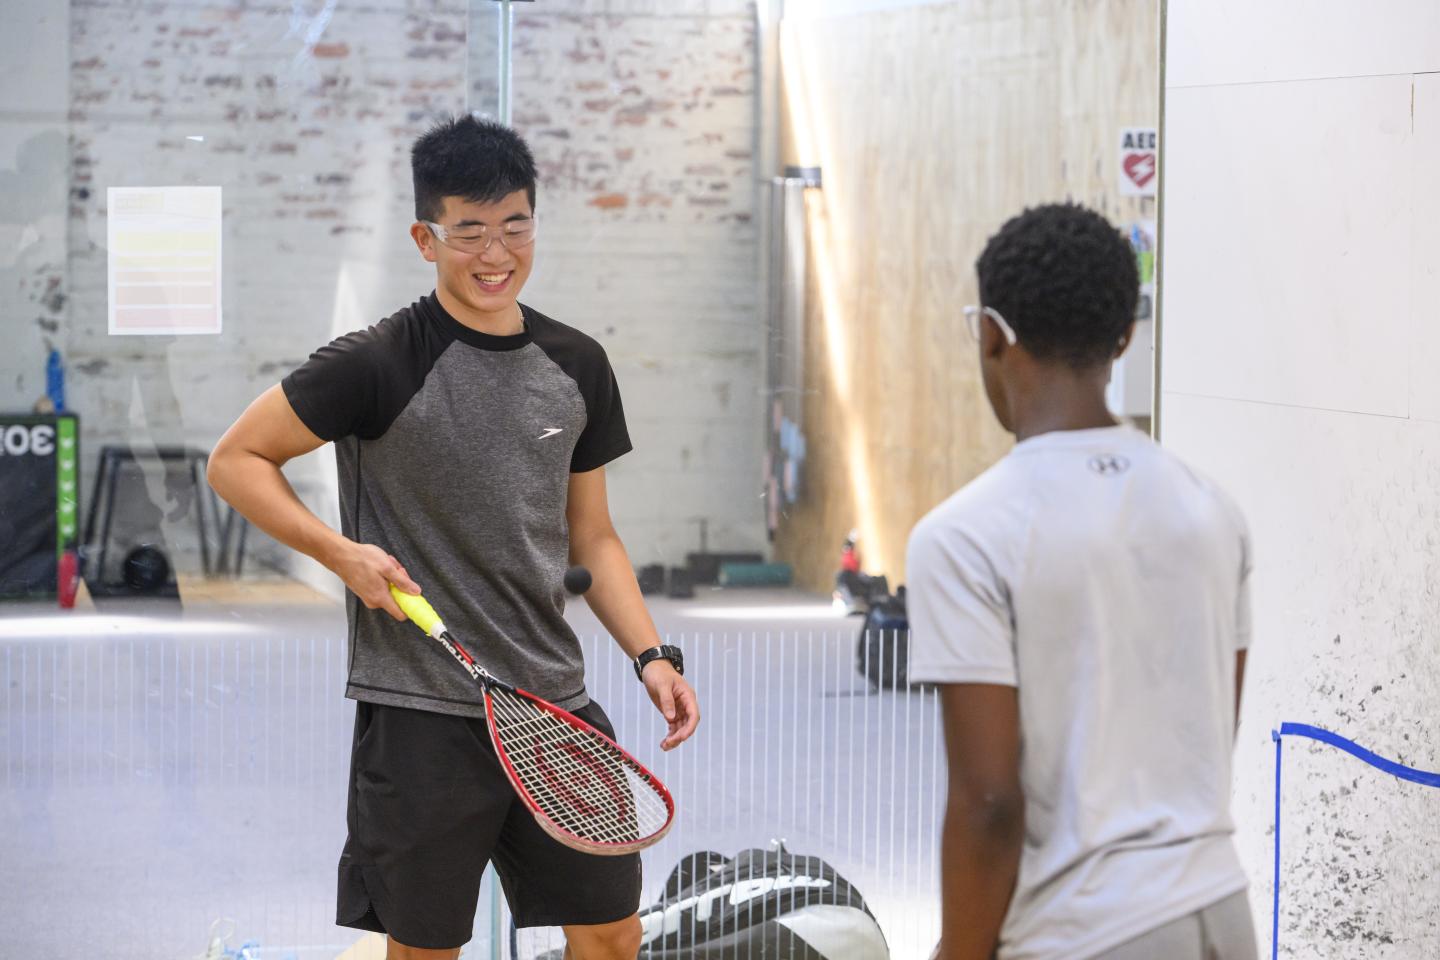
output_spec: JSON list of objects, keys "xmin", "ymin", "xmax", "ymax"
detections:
[
  {"xmin": 436, "ymin": 287, "xmax": 524, "ymax": 337},
  {"xmin": 1005, "ymin": 366, "xmax": 1119, "ymax": 443}
]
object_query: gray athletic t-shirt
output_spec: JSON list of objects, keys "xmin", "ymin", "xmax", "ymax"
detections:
[{"xmin": 282, "ymin": 293, "xmax": 631, "ymax": 716}]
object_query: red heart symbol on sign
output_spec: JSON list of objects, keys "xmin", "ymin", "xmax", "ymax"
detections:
[{"xmin": 1123, "ymin": 153, "xmax": 1156, "ymax": 188}]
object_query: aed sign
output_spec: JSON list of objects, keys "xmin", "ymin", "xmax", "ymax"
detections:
[{"xmin": 1119, "ymin": 127, "xmax": 1158, "ymax": 197}]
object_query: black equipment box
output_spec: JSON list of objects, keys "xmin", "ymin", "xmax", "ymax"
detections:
[{"xmin": 0, "ymin": 413, "xmax": 80, "ymax": 600}]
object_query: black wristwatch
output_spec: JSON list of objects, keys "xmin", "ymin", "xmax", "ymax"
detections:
[{"xmin": 634, "ymin": 645, "xmax": 684, "ymax": 681}]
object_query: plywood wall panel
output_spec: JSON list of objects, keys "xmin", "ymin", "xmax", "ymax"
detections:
[{"xmin": 775, "ymin": 0, "xmax": 1159, "ymax": 591}]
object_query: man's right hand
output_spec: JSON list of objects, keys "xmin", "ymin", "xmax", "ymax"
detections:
[
  {"xmin": 329, "ymin": 539, "xmax": 421, "ymax": 621},
  {"xmin": 208, "ymin": 386, "xmax": 424, "ymax": 618}
]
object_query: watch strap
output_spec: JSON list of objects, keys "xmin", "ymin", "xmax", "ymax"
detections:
[{"xmin": 634, "ymin": 644, "xmax": 684, "ymax": 681}]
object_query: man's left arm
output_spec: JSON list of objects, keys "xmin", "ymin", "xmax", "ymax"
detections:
[
  {"xmin": 567, "ymin": 466, "xmax": 699, "ymax": 750},
  {"xmin": 906, "ymin": 523, "xmax": 1023, "ymax": 960},
  {"xmin": 934, "ymin": 682, "xmax": 1024, "ymax": 960}
]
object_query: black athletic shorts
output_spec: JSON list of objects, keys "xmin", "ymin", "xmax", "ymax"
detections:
[{"xmin": 336, "ymin": 699, "xmax": 643, "ymax": 949}]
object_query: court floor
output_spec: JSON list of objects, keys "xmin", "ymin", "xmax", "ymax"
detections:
[{"xmin": 1, "ymin": 582, "xmax": 942, "ymax": 959}]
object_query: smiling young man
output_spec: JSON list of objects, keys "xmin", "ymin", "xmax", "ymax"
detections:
[
  {"xmin": 208, "ymin": 117, "xmax": 698, "ymax": 960},
  {"xmin": 906, "ymin": 204, "xmax": 1255, "ymax": 960}
]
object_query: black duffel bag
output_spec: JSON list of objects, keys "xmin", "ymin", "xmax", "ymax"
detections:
[
  {"xmin": 536, "ymin": 845, "xmax": 889, "ymax": 959},
  {"xmin": 856, "ymin": 585, "xmax": 909, "ymax": 691}
]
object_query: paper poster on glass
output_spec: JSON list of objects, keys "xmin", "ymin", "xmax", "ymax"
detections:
[
  {"xmin": 1129, "ymin": 219, "xmax": 1157, "ymax": 321},
  {"xmin": 107, "ymin": 186, "xmax": 222, "ymax": 336}
]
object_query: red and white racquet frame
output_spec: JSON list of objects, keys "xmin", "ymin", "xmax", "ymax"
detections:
[{"xmin": 390, "ymin": 585, "xmax": 675, "ymax": 856}]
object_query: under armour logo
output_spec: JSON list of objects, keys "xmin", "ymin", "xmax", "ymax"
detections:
[
  {"xmin": 537, "ymin": 427, "xmax": 563, "ymax": 440},
  {"xmin": 1088, "ymin": 454, "xmax": 1130, "ymax": 475}
]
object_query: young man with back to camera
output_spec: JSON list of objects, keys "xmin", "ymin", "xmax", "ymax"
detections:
[
  {"xmin": 907, "ymin": 203, "xmax": 1255, "ymax": 960},
  {"xmin": 209, "ymin": 117, "xmax": 698, "ymax": 960}
]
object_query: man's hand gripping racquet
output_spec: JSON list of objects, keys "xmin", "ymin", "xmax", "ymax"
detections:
[{"xmin": 387, "ymin": 576, "xmax": 674, "ymax": 856}]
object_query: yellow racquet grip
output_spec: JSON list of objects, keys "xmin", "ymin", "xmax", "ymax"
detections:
[{"xmin": 389, "ymin": 585, "xmax": 446, "ymax": 638}]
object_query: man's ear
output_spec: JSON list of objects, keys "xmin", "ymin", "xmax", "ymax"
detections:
[
  {"xmin": 410, "ymin": 222, "xmax": 438, "ymax": 264},
  {"xmin": 1115, "ymin": 321, "xmax": 1137, "ymax": 358},
  {"xmin": 983, "ymin": 320, "xmax": 1010, "ymax": 362}
]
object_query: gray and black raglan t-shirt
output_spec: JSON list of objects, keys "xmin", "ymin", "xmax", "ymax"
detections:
[{"xmin": 282, "ymin": 292, "xmax": 631, "ymax": 717}]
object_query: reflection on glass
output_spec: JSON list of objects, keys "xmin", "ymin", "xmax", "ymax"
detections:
[{"xmin": 468, "ymin": 0, "xmax": 506, "ymax": 121}]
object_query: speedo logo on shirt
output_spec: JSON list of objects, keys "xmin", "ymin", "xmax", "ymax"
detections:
[
  {"xmin": 1088, "ymin": 454, "xmax": 1130, "ymax": 475},
  {"xmin": 537, "ymin": 427, "xmax": 563, "ymax": 440}
]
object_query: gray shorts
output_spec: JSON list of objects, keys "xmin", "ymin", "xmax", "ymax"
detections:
[{"xmin": 1091, "ymin": 890, "xmax": 1257, "ymax": 960}]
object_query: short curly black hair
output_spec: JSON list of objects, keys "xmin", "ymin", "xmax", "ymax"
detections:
[
  {"xmin": 411, "ymin": 115, "xmax": 537, "ymax": 222},
  {"xmin": 975, "ymin": 203, "xmax": 1139, "ymax": 368}
]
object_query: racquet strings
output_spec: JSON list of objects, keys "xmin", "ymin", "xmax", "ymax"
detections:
[{"xmin": 488, "ymin": 689, "xmax": 671, "ymax": 848}]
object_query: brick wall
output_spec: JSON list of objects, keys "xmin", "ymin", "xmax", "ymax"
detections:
[
  {"xmin": 0, "ymin": 0, "xmax": 71, "ymax": 418},
  {"xmin": 508, "ymin": 1, "xmax": 764, "ymax": 567},
  {"xmin": 11, "ymin": 0, "xmax": 761, "ymax": 589}
]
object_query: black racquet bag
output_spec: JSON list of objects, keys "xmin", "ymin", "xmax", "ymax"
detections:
[
  {"xmin": 856, "ymin": 585, "xmax": 909, "ymax": 690},
  {"xmin": 640, "ymin": 846, "xmax": 888, "ymax": 959},
  {"xmin": 535, "ymin": 846, "xmax": 889, "ymax": 959}
]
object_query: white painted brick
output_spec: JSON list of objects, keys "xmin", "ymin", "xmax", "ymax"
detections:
[
  {"xmin": 606, "ymin": 0, "xmax": 712, "ymax": 16},
  {"xmin": 23, "ymin": 0, "xmax": 763, "ymax": 573},
  {"xmin": 0, "ymin": 0, "xmax": 70, "ymax": 115}
]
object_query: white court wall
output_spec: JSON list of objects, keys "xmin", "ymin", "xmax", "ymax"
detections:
[{"xmin": 1161, "ymin": 2, "xmax": 1440, "ymax": 956}]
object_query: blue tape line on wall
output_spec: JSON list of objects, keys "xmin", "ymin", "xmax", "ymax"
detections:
[{"xmin": 1270, "ymin": 723, "xmax": 1440, "ymax": 959}]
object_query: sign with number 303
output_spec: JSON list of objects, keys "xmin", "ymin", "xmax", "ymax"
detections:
[{"xmin": 0, "ymin": 423, "xmax": 56, "ymax": 457}]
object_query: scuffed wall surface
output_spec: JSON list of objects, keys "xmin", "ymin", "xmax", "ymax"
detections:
[
  {"xmin": 1162, "ymin": 4, "xmax": 1440, "ymax": 955},
  {"xmin": 1165, "ymin": 397, "xmax": 1440, "ymax": 957}
]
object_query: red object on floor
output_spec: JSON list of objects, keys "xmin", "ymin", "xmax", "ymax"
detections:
[{"xmin": 57, "ymin": 549, "xmax": 78, "ymax": 609}]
